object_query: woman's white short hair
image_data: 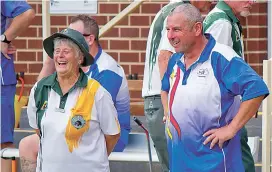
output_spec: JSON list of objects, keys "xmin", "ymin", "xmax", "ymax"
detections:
[{"xmin": 53, "ymin": 37, "xmax": 84, "ymax": 61}]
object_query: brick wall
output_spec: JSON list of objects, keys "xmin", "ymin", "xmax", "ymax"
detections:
[{"xmin": 14, "ymin": 1, "xmax": 268, "ymax": 97}]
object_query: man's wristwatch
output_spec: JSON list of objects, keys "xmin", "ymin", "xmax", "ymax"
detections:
[{"xmin": 1, "ymin": 34, "xmax": 11, "ymax": 44}]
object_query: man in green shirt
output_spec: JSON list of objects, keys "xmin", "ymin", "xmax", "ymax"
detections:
[{"xmin": 203, "ymin": 1, "xmax": 256, "ymax": 172}]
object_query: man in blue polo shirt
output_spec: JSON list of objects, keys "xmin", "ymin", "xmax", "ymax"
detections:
[
  {"xmin": 1, "ymin": 1, "xmax": 35, "ymax": 171},
  {"xmin": 162, "ymin": 4, "xmax": 269, "ymax": 171},
  {"xmin": 19, "ymin": 15, "xmax": 130, "ymax": 171}
]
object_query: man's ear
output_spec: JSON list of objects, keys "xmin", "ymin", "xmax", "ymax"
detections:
[
  {"xmin": 194, "ymin": 22, "xmax": 203, "ymax": 36},
  {"xmin": 87, "ymin": 35, "xmax": 95, "ymax": 46}
]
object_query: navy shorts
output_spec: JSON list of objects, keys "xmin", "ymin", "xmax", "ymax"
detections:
[{"xmin": 1, "ymin": 85, "xmax": 16, "ymax": 144}]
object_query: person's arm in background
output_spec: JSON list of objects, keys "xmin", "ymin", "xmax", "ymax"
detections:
[
  {"xmin": 97, "ymin": 87, "xmax": 120, "ymax": 156},
  {"xmin": 158, "ymin": 17, "xmax": 175, "ymax": 119},
  {"xmin": 1, "ymin": 1, "xmax": 35, "ymax": 59},
  {"xmin": 161, "ymin": 54, "xmax": 176, "ymax": 120},
  {"xmin": 37, "ymin": 56, "xmax": 55, "ymax": 81}
]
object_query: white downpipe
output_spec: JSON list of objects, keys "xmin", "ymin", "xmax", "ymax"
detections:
[{"xmin": 42, "ymin": 1, "xmax": 51, "ymax": 62}]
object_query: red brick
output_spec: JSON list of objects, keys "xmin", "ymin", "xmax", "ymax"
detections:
[
  {"xmin": 131, "ymin": 40, "xmax": 147, "ymax": 50},
  {"xmin": 14, "ymin": 63, "xmax": 28, "ymax": 73},
  {"xmin": 92, "ymin": 16, "xmax": 108, "ymax": 25},
  {"xmin": 141, "ymin": 52, "xmax": 145, "ymax": 62},
  {"xmin": 120, "ymin": 64, "xmax": 129, "ymax": 74},
  {"xmin": 58, "ymin": 27, "xmax": 67, "ymax": 32},
  {"xmin": 68, "ymin": 15, "xmax": 106, "ymax": 26},
  {"xmin": 99, "ymin": 40, "xmax": 108, "ymax": 49},
  {"xmin": 251, "ymin": 2, "xmax": 267, "ymax": 13},
  {"xmin": 99, "ymin": 4, "xmax": 119, "ymax": 14},
  {"xmin": 242, "ymin": 28, "xmax": 248, "ymax": 39},
  {"xmin": 51, "ymin": 16, "xmax": 67, "ymax": 26},
  {"xmin": 150, "ymin": 16, "xmax": 155, "ymax": 24},
  {"xmin": 24, "ymin": 74, "xmax": 39, "ymax": 85},
  {"xmin": 120, "ymin": 4, "xmax": 140, "ymax": 13},
  {"xmin": 247, "ymin": 40, "xmax": 267, "ymax": 51},
  {"xmin": 28, "ymin": 39, "xmax": 43, "ymax": 49},
  {"xmin": 131, "ymin": 64, "xmax": 144, "ymax": 75},
  {"xmin": 51, "ymin": 27, "xmax": 59, "ymax": 34},
  {"xmin": 141, "ymin": 28, "xmax": 149, "ymax": 38},
  {"xmin": 37, "ymin": 3, "xmax": 42, "ymax": 14},
  {"xmin": 31, "ymin": 15, "xmax": 42, "ymax": 25},
  {"xmin": 247, "ymin": 15, "xmax": 267, "ymax": 26},
  {"xmin": 20, "ymin": 27, "xmax": 37, "ymax": 37},
  {"xmin": 29, "ymin": 3, "xmax": 37, "ymax": 12},
  {"xmin": 238, "ymin": 16, "xmax": 246, "ymax": 26},
  {"xmin": 250, "ymin": 65, "xmax": 263, "ymax": 76},
  {"xmin": 107, "ymin": 52, "xmax": 118, "ymax": 62},
  {"xmin": 120, "ymin": 52, "xmax": 139, "ymax": 62},
  {"xmin": 38, "ymin": 27, "xmax": 58, "ymax": 37},
  {"xmin": 29, "ymin": 63, "xmax": 43, "ymax": 73},
  {"xmin": 37, "ymin": 52, "xmax": 43, "ymax": 61},
  {"xmin": 130, "ymin": 16, "xmax": 149, "ymax": 26},
  {"xmin": 141, "ymin": 3, "xmax": 161, "ymax": 14},
  {"xmin": 110, "ymin": 40, "xmax": 129, "ymax": 50},
  {"xmin": 120, "ymin": 28, "xmax": 139, "ymax": 37},
  {"xmin": 13, "ymin": 40, "xmax": 27, "ymax": 49},
  {"xmin": 119, "ymin": 16, "xmax": 129, "ymax": 26},
  {"xmin": 109, "ymin": 16, "xmax": 129, "ymax": 26},
  {"xmin": 248, "ymin": 27, "xmax": 267, "ymax": 38},
  {"xmin": 17, "ymin": 52, "xmax": 36, "ymax": 61},
  {"xmin": 243, "ymin": 41, "xmax": 247, "ymax": 52},
  {"xmin": 38, "ymin": 28, "xmax": 42, "ymax": 37},
  {"xmin": 247, "ymin": 53, "xmax": 268, "ymax": 64},
  {"xmin": 103, "ymin": 28, "xmax": 119, "ymax": 37}
]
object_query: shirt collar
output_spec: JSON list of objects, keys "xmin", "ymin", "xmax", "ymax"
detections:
[
  {"xmin": 43, "ymin": 68, "xmax": 88, "ymax": 88},
  {"xmin": 179, "ymin": 33, "xmax": 215, "ymax": 65},
  {"xmin": 216, "ymin": 1, "xmax": 239, "ymax": 23}
]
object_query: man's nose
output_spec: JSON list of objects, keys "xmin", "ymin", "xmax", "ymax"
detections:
[{"xmin": 167, "ymin": 30, "xmax": 174, "ymax": 40}]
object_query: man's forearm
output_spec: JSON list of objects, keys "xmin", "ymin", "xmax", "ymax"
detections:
[
  {"xmin": 161, "ymin": 91, "xmax": 168, "ymax": 116},
  {"xmin": 229, "ymin": 96, "xmax": 265, "ymax": 133},
  {"xmin": 37, "ymin": 57, "xmax": 55, "ymax": 81},
  {"xmin": 5, "ymin": 9, "xmax": 35, "ymax": 41},
  {"xmin": 105, "ymin": 134, "xmax": 120, "ymax": 156}
]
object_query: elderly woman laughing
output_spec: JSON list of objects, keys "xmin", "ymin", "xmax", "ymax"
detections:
[{"xmin": 27, "ymin": 28, "xmax": 120, "ymax": 172}]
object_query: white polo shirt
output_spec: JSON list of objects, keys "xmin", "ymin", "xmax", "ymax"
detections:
[
  {"xmin": 203, "ymin": 1, "xmax": 244, "ymax": 58},
  {"xmin": 27, "ymin": 70, "xmax": 120, "ymax": 172},
  {"xmin": 162, "ymin": 34, "xmax": 269, "ymax": 172},
  {"xmin": 142, "ymin": 1, "xmax": 184, "ymax": 97}
]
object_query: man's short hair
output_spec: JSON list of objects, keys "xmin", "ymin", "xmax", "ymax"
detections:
[{"xmin": 70, "ymin": 14, "xmax": 99, "ymax": 43}]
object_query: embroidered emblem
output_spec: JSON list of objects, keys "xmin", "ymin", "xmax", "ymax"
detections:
[
  {"xmin": 170, "ymin": 70, "xmax": 176, "ymax": 79},
  {"xmin": 71, "ymin": 115, "xmax": 86, "ymax": 129},
  {"xmin": 62, "ymin": 28, "xmax": 68, "ymax": 34},
  {"xmin": 197, "ymin": 68, "xmax": 209, "ymax": 77},
  {"xmin": 41, "ymin": 101, "xmax": 48, "ymax": 110}
]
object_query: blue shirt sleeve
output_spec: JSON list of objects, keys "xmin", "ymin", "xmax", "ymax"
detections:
[
  {"xmin": 221, "ymin": 57, "xmax": 269, "ymax": 101},
  {"xmin": 1, "ymin": 1, "xmax": 32, "ymax": 18}
]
